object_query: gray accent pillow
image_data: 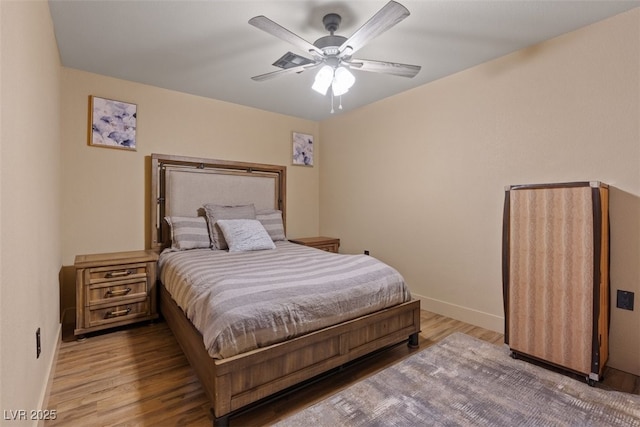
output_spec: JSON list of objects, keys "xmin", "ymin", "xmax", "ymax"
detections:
[
  {"xmin": 203, "ymin": 204, "xmax": 256, "ymax": 249},
  {"xmin": 216, "ymin": 219, "xmax": 276, "ymax": 252},
  {"xmin": 256, "ymin": 209, "xmax": 286, "ymax": 241},
  {"xmin": 165, "ymin": 216, "xmax": 211, "ymax": 250}
]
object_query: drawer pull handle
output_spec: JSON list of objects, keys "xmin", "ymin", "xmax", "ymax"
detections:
[
  {"xmin": 106, "ymin": 288, "xmax": 132, "ymax": 297},
  {"xmin": 106, "ymin": 307, "xmax": 131, "ymax": 318},
  {"xmin": 105, "ymin": 269, "xmax": 135, "ymax": 278}
]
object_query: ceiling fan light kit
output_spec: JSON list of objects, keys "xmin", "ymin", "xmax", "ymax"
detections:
[
  {"xmin": 311, "ymin": 65, "xmax": 334, "ymax": 95},
  {"xmin": 312, "ymin": 65, "xmax": 355, "ymax": 97},
  {"xmin": 332, "ymin": 67, "xmax": 356, "ymax": 96},
  {"xmin": 249, "ymin": 0, "xmax": 421, "ymax": 113}
]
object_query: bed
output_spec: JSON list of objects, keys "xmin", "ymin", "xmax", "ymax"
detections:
[{"xmin": 149, "ymin": 153, "xmax": 421, "ymax": 426}]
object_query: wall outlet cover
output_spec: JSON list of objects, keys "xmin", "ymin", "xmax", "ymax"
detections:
[{"xmin": 616, "ymin": 290, "xmax": 635, "ymax": 311}]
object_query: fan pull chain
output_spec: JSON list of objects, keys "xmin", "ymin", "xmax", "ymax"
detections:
[
  {"xmin": 339, "ymin": 95, "xmax": 343, "ymax": 110},
  {"xmin": 330, "ymin": 91, "xmax": 335, "ymax": 114}
]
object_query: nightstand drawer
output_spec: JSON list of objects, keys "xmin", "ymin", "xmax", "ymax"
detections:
[
  {"xmin": 289, "ymin": 236, "xmax": 340, "ymax": 253},
  {"xmin": 87, "ymin": 300, "xmax": 150, "ymax": 328},
  {"xmin": 86, "ymin": 278, "xmax": 148, "ymax": 307},
  {"xmin": 87, "ymin": 263, "xmax": 148, "ymax": 284},
  {"xmin": 314, "ymin": 243, "xmax": 339, "ymax": 252}
]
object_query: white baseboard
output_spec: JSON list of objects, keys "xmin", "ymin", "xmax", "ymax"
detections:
[
  {"xmin": 414, "ymin": 293, "xmax": 504, "ymax": 334},
  {"xmin": 37, "ymin": 323, "xmax": 62, "ymax": 427}
]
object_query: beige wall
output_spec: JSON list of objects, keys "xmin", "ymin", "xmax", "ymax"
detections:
[
  {"xmin": 0, "ymin": 1, "xmax": 62, "ymax": 422},
  {"xmin": 58, "ymin": 70, "xmax": 320, "ymax": 329},
  {"xmin": 60, "ymin": 69, "xmax": 320, "ymax": 267},
  {"xmin": 320, "ymin": 9, "xmax": 640, "ymax": 375}
]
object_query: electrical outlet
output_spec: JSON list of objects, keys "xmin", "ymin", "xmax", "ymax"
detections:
[
  {"xmin": 36, "ymin": 328, "xmax": 41, "ymax": 359},
  {"xmin": 616, "ymin": 290, "xmax": 635, "ymax": 311}
]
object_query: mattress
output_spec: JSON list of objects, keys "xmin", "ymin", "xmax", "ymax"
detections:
[{"xmin": 158, "ymin": 241, "xmax": 412, "ymax": 359}]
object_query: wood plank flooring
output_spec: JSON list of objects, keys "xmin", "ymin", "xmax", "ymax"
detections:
[{"xmin": 45, "ymin": 311, "xmax": 639, "ymax": 426}]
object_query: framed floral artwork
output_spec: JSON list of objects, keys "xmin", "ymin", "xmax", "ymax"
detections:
[
  {"xmin": 89, "ymin": 95, "xmax": 137, "ymax": 150},
  {"xmin": 292, "ymin": 132, "xmax": 313, "ymax": 166}
]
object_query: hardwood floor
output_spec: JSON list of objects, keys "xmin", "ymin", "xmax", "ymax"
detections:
[{"xmin": 45, "ymin": 311, "xmax": 640, "ymax": 426}]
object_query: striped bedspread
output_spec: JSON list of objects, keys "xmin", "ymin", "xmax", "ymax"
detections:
[{"xmin": 158, "ymin": 241, "xmax": 412, "ymax": 359}]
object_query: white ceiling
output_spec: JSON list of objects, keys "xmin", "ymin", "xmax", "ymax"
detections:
[{"xmin": 49, "ymin": 1, "xmax": 639, "ymax": 121}]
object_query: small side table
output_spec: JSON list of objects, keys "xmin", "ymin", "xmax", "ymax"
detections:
[
  {"xmin": 74, "ymin": 249, "xmax": 159, "ymax": 338},
  {"xmin": 289, "ymin": 236, "xmax": 340, "ymax": 253}
]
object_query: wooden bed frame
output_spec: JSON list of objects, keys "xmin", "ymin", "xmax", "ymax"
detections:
[{"xmin": 150, "ymin": 153, "xmax": 421, "ymax": 426}]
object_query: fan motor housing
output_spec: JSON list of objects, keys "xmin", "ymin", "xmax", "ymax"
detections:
[{"xmin": 314, "ymin": 35, "xmax": 347, "ymax": 55}]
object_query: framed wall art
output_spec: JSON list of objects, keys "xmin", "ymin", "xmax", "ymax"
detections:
[
  {"xmin": 292, "ymin": 132, "xmax": 313, "ymax": 166},
  {"xmin": 89, "ymin": 95, "xmax": 137, "ymax": 150}
]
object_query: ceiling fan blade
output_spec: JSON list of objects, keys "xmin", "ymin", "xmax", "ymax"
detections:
[
  {"xmin": 338, "ymin": 1, "xmax": 410, "ymax": 57},
  {"xmin": 251, "ymin": 62, "xmax": 320, "ymax": 82},
  {"xmin": 349, "ymin": 58, "xmax": 421, "ymax": 78},
  {"xmin": 249, "ymin": 16, "xmax": 324, "ymax": 58}
]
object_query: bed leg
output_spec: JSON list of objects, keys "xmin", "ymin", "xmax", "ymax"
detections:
[{"xmin": 408, "ymin": 332, "xmax": 419, "ymax": 349}]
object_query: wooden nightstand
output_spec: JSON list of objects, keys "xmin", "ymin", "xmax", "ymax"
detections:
[
  {"xmin": 289, "ymin": 236, "xmax": 340, "ymax": 253},
  {"xmin": 74, "ymin": 249, "xmax": 159, "ymax": 338}
]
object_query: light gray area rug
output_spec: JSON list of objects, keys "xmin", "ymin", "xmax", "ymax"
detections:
[{"xmin": 276, "ymin": 333, "xmax": 640, "ymax": 426}]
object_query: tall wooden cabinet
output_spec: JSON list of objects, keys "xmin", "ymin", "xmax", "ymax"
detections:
[{"xmin": 502, "ymin": 181, "xmax": 609, "ymax": 384}]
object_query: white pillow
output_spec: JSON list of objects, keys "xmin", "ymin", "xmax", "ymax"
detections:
[{"xmin": 216, "ymin": 219, "xmax": 276, "ymax": 252}]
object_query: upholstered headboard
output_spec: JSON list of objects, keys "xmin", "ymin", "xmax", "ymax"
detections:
[{"xmin": 150, "ymin": 153, "xmax": 286, "ymax": 252}]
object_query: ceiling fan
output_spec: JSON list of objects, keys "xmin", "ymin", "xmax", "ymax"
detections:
[{"xmin": 248, "ymin": 1, "xmax": 421, "ymax": 102}]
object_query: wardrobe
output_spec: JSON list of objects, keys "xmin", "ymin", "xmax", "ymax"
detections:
[{"xmin": 502, "ymin": 181, "xmax": 609, "ymax": 385}]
